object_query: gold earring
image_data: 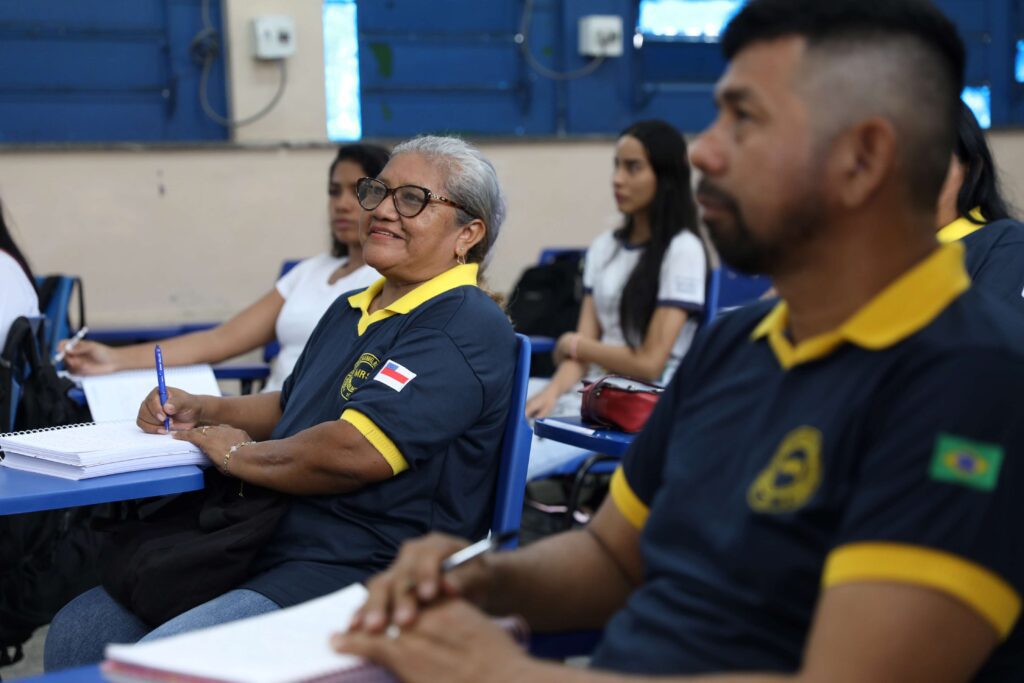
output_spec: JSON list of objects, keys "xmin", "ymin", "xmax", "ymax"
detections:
[{"xmin": 456, "ymin": 251, "xmax": 467, "ymax": 266}]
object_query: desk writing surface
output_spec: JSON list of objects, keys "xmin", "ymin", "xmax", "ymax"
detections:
[
  {"xmin": 533, "ymin": 416, "xmax": 635, "ymax": 457},
  {"xmin": 212, "ymin": 363, "xmax": 271, "ymax": 381},
  {"xmin": 529, "ymin": 336, "xmax": 556, "ymax": 353},
  {"xmin": 0, "ymin": 466, "xmax": 204, "ymax": 515},
  {"xmin": 87, "ymin": 322, "xmax": 219, "ymax": 345},
  {"xmin": 18, "ymin": 665, "xmax": 106, "ymax": 682}
]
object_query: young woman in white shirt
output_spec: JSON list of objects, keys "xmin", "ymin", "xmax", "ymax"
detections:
[
  {"xmin": 526, "ymin": 119, "xmax": 708, "ymax": 421},
  {"xmin": 62, "ymin": 144, "xmax": 389, "ymax": 391},
  {"xmin": 0, "ymin": 199, "xmax": 41, "ymax": 350}
]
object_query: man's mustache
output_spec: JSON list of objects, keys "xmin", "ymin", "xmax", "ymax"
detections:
[{"xmin": 695, "ymin": 178, "xmax": 740, "ymax": 211}]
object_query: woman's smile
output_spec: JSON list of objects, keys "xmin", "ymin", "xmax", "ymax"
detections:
[{"xmin": 367, "ymin": 225, "xmax": 405, "ymax": 241}]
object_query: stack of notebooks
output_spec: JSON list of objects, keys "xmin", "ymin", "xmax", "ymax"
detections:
[
  {"xmin": 0, "ymin": 364, "xmax": 221, "ymax": 480},
  {"xmin": 0, "ymin": 420, "xmax": 206, "ymax": 480}
]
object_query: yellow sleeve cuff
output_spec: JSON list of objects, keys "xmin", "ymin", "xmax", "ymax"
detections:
[
  {"xmin": 610, "ymin": 466, "xmax": 650, "ymax": 530},
  {"xmin": 823, "ymin": 542, "xmax": 1021, "ymax": 639},
  {"xmin": 340, "ymin": 409, "xmax": 409, "ymax": 476}
]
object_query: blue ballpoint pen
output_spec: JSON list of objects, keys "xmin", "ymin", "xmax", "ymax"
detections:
[{"xmin": 154, "ymin": 344, "xmax": 170, "ymax": 431}]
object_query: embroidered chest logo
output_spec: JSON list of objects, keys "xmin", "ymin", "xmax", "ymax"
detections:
[
  {"xmin": 748, "ymin": 426, "xmax": 823, "ymax": 514},
  {"xmin": 340, "ymin": 353, "xmax": 381, "ymax": 400}
]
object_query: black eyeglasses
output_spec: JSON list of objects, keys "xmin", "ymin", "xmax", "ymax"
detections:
[{"xmin": 356, "ymin": 177, "xmax": 474, "ymax": 219}]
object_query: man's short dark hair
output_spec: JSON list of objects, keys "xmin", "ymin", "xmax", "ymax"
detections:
[{"xmin": 722, "ymin": 0, "xmax": 966, "ymax": 211}]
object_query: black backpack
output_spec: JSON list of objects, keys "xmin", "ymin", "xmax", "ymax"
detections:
[
  {"xmin": 0, "ymin": 317, "xmax": 90, "ymax": 434},
  {"xmin": 506, "ymin": 253, "xmax": 584, "ymax": 376},
  {"xmin": 0, "ymin": 317, "xmax": 98, "ymax": 671}
]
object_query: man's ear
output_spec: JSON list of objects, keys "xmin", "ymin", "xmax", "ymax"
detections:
[{"xmin": 826, "ymin": 117, "xmax": 898, "ymax": 209}]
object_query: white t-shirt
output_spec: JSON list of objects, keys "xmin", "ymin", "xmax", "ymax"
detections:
[
  {"xmin": 0, "ymin": 250, "xmax": 40, "ymax": 351},
  {"xmin": 269, "ymin": 253, "xmax": 380, "ymax": 392},
  {"xmin": 582, "ymin": 228, "xmax": 707, "ymax": 384}
]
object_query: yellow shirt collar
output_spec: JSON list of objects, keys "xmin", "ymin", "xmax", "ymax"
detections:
[
  {"xmin": 937, "ymin": 207, "xmax": 986, "ymax": 243},
  {"xmin": 347, "ymin": 263, "xmax": 479, "ymax": 335},
  {"xmin": 751, "ymin": 242, "xmax": 969, "ymax": 369}
]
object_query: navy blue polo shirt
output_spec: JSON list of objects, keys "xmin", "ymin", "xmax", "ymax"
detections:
[
  {"xmin": 592, "ymin": 243, "xmax": 1024, "ymax": 679},
  {"xmin": 940, "ymin": 213, "xmax": 1024, "ymax": 310},
  {"xmin": 244, "ymin": 264, "xmax": 516, "ymax": 607}
]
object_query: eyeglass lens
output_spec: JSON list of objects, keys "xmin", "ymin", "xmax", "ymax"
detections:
[{"xmin": 357, "ymin": 178, "xmax": 430, "ymax": 217}]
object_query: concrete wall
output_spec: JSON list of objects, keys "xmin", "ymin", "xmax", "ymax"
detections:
[{"xmin": 1, "ymin": 0, "xmax": 1021, "ymax": 326}]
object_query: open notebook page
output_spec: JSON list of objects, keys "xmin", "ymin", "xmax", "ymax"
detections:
[
  {"xmin": 81, "ymin": 364, "xmax": 222, "ymax": 423},
  {"xmin": 105, "ymin": 584, "xmax": 370, "ymax": 683}
]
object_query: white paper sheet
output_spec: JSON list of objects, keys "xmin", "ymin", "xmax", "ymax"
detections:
[{"xmin": 81, "ymin": 364, "xmax": 222, "ymax": 423}]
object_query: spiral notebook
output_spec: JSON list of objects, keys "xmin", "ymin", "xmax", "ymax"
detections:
[{"xmin": 0, "ymin": 420, "xmax": 206, "ymax": 480}]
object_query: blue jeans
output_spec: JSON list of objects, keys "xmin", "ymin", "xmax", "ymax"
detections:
[{"xmin": 44, "ymin": 587, "xmax": 279, "ymax": 671}]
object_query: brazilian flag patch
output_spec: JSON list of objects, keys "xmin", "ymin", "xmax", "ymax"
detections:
[{"xmin": 929, "ymin": 433, "xmax": 1004, "ymax": 492}]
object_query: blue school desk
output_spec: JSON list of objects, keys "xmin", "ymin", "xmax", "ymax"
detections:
[
  {"xmin": 86, "ymin": 323, "xmax": 218, "ymax": 345},
  {"xmin": 533, "ymin": 416, "xmax": 635, "ymax": 458},
  {"xmin": 18, "ymin": 665, "xmax": 104, "ymax": 681},
  {"xmin": 0, "ymin": 466, "xmax": 204, "ymax": 515}
]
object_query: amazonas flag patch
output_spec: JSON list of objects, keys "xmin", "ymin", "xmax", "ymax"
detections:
[{"xmin": 374, "ymin": 360, "xmax": 417, "ymax": 392}]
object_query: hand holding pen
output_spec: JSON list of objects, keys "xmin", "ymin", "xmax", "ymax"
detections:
[
  {"xmin": 349, "ymin": 531, "xmax": 515, "ymax": 634},
  {"xmin": 53, "ymin": 326, "xmax": 90, "ymax": 364},
  {"xmin": 137, "ymin": 384, "xmax": 205, "ymax": 435}
]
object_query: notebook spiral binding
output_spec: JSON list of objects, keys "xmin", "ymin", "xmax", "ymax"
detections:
[{"xmin": 1, "ymin": 421, "xmax": 96, "ymax": 438}]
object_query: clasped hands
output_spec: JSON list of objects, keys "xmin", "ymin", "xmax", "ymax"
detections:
[{"xmin": 334, "ymin": 533, "xmax": 539, "ymax": 683}]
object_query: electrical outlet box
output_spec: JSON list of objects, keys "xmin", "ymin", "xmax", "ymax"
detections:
[
  {"xmin": 578, "ymin": 15, "xmax": 623, "ymax": 57},
  {"xmin": 251, "ymin": 15, "xmax": 296, "ymax": 60}
]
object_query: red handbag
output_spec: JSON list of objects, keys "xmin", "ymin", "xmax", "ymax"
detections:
[{"xmin": 579, "ymin": 375, "xmax": 663, "ymax": 433}]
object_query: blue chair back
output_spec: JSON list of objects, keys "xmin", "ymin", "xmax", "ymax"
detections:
[
  {"xmin": 262, "ymin": 259, "xmax": 302, "ymax": 363},
  {"xmin": 491, "ymin": 334, "xmax": 533, "ymax": 548},
  {"xmin": 705, "ymin": 266, "xmax": 772, "ymax": 322},
  {"xmin": 537, "ymin": 247, "xmax": 585, "ymax": 265},
  {"xmin": 34, "ymin": 275, "xmax": 78, "ymax": 360}
]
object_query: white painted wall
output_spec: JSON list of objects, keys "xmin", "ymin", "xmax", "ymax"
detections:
[{"xmin": 0, "ymin": 142, "xmax": 618, "ymax": 325}]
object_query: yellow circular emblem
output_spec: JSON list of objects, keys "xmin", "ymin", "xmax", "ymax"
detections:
[
  {"xmin": 747, "ymin": 426, "xmax": 823, "ymax": 514},
  {"xmin": 340, "ymin": 353, "xmax": 380, "ymax": 400}
]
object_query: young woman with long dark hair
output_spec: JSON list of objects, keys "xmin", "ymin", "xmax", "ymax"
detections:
[
  {"xmin": 61, "ymin": 144, "xmax": 390, "ymax": 391},
  {"xmin": 526, "ymin": 120, "xmax": 708, "ymax": 423},
  {"xmin": 937, "ymin": 102, "xmax": 1024, "ymax": 308},
  {"xmin": 0, "ymin": 198, "xmax": 40, "ymax": 349}
]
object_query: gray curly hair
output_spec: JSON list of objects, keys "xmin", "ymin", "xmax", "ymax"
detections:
[{"xmin": 390, "ymin": 135, "xmax": 507, "ymax": 267}]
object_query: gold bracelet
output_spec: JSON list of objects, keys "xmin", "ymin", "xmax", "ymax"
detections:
[{"xmin": 221, "ymin": 440, "xmax": 255, "ymax": 475}]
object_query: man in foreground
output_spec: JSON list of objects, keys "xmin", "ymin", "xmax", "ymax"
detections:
[{"xmin": 336, "ymin": 1, "xmax": 1024, "ymax": 681}]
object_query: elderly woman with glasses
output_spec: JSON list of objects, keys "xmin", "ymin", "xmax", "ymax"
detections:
[{"xmin": 44, "ymin": 135, "xmax": 518, "ymax": 670}]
